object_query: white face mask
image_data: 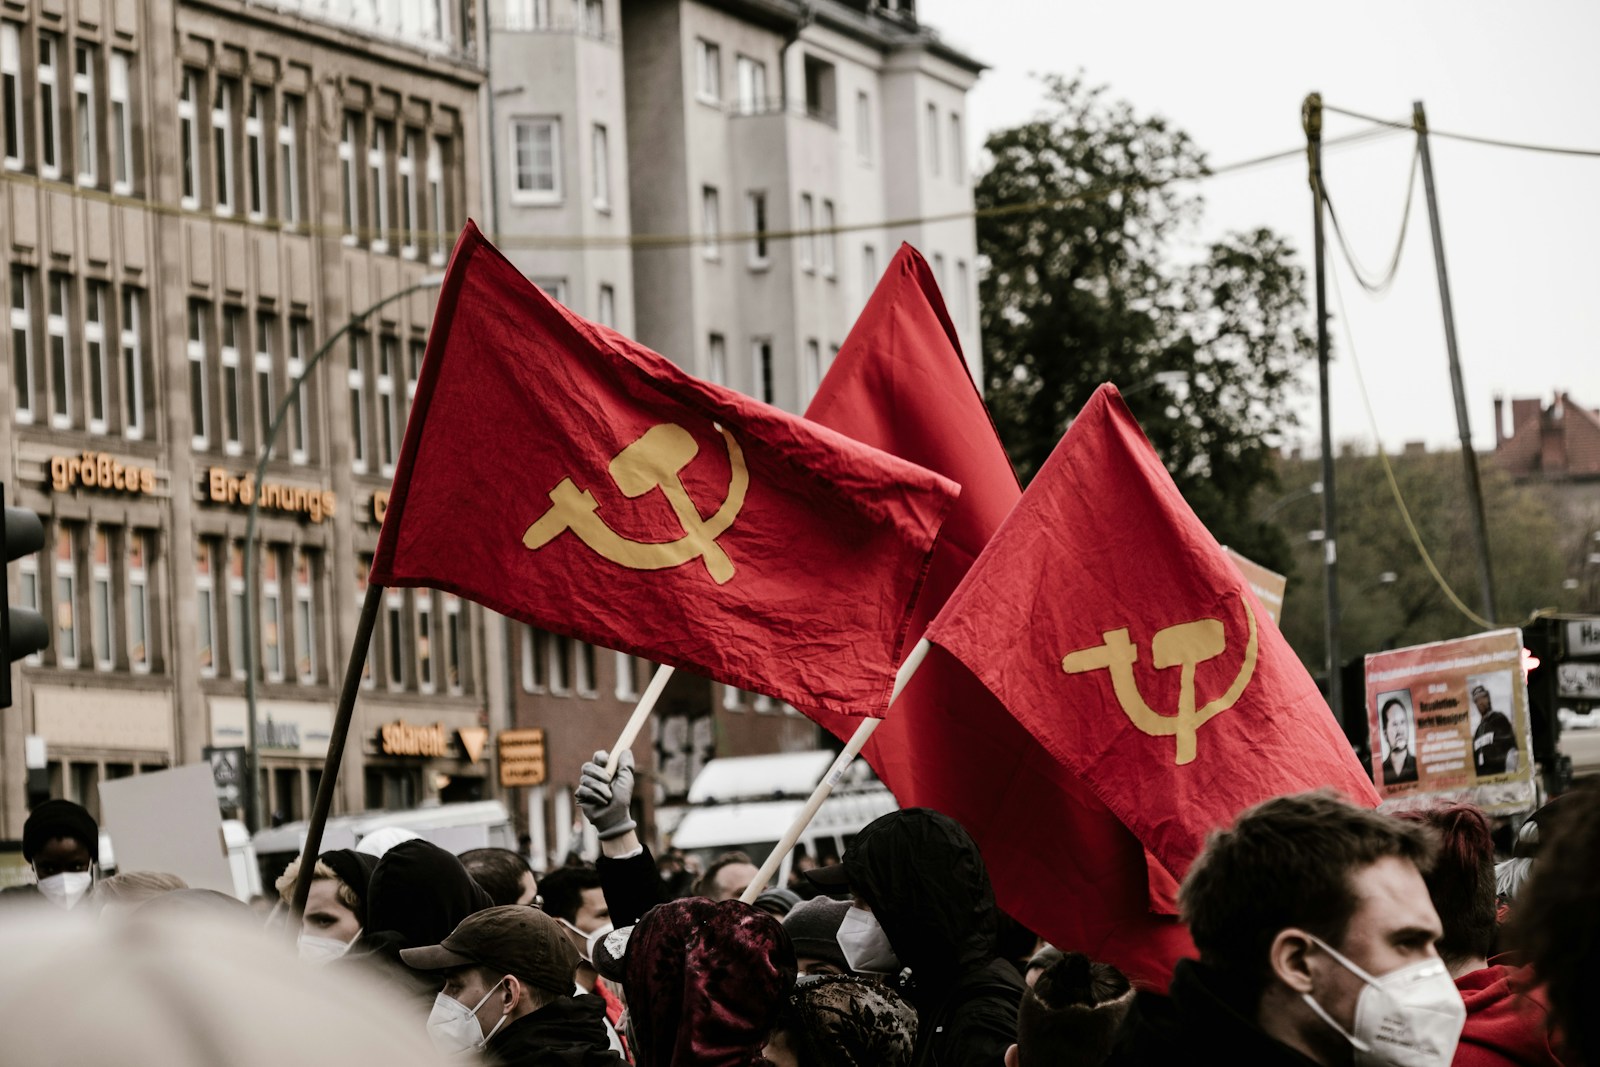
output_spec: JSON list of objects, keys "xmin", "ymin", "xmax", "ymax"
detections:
[
  {"xmin": 426, "ymin": 978, "xmax": 509, "ymax": 1055},
  {"xmin": 836, "ymin": 907, "xmax": 901, "ymax": 975},
  {"xmin": 1301, "ymin": 934, "xmax": 1466, "ymax": 1067},
  {"xmin": 37, "ymin": 871, "xmax": 93, "ymax": 910},
  {"xmin": 298, "ymin": 932, "xmax": 355, "ymax": 965}
]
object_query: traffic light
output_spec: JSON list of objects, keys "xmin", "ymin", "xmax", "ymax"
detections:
[{"xmin": 2, "ymin": 483, "xmax": 48, "ymax": 709}]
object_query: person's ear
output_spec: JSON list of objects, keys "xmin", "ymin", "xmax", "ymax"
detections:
[
  {"xmin": 1004, "ymin": 1042, "xmax": 1020, "ymax": 1067},
  {"xmin": 500, "ymin": 975, "xmax": 521, "ymax": 1014},
  {"xmin": 1269, "ymin": 929, "xmax": 1317, "ymax": 994}
]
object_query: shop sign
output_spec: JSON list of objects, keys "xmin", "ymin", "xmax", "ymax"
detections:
[
  {"xmin": 209, "ymin": 699, "xmax": 332, "ymax": 758},
  {"xmin": 207, "ymin": 468, "xmax": 336, "ymax": 523},
  {"xmin": 50, "ymin": 451, "xmax": 156, "ymax": 495},
  {"xmin": 371, "ymin": 490, "xmax": 390, "ymax": 525},
  {"xmin": 379, "ymin": 720, "xmax": 451, "ymax": 758},
  {"xmin": 498, "ymin": 728, "xmax": 546, "ymax": 787},
  {"xmin": 1567, "ymin": 617, "xmax": 1600, "ymax": 658}
]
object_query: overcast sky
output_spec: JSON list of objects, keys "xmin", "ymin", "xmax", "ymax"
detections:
[{"xmin": 919, "ymin": 0, "xmax": 1600, "ymax": 455}]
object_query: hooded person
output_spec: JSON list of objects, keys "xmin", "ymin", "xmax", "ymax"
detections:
[
  {"xmin": 805, "ymin": 808, "xmax": 1022, "ymax": 1067},
  {"xmin": 764, "ymin": 974, "xmax": 918, "ymax": 1067},
  {"xmin": 782, "ymin": 897, "xmax": 852, "ymax": 976},
  {"xmin": 275, "ymin": 849, "xmax": 381, "ymax": 962},
  {"xmin": 1006, "ymin": 953, "xmax": 1133, "ymax": 1067},
  {"xmin": 616, "ymin": 897, "xmax": 797, "ymax": 1067},
  {"xmin": 338, "ymin": 839, "xmax": 494, "ymax": 1013},
  {"xmin": 1, "ymin": 799, "xmax": 101, "ymax": 911}
]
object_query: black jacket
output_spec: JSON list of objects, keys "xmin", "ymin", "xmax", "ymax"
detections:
[
  {"xmin": 1105, "ymin": 959, "xmax": 1324, "ymax": 1067},
  {"xmin": 844, "ymin": 808, "xmax": 1022, "ymax": 1067},
  {"xmin": 596, "ymin": 843, "xmax": 666, "ymax": 930},
  {"xmin": 484, "ymin": 994, "xmax": 624, "ymax": 1067}
]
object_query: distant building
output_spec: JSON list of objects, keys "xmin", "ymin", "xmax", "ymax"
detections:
[{"xmin": 1494, "ymin": 392, "xmax": 1600, "ymax": 480}]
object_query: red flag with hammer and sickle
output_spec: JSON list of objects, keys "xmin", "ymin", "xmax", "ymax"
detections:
[
  {"xmin": 801, "ymin": 246, "xmax": 1196, "ymax": 988},
  {"xmin": 926, "ymin": 384, "xmax": 1380, "ymax": 885},
  {"xmin": 371, "ymin": 222, "xmax": 958, "ymax": 717}
]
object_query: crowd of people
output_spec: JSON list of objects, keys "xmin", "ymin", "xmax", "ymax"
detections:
[{"xmin": 1, "ymin": 754, "xmax": 1597, "ymax": 1067}]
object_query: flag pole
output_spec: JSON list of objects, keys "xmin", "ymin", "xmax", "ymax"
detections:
[
  {"xmin": 738, "ymin": 638, "xmax": 931, "ymax": 905},
  {"xmin": 600, "ymin": 663, "xmax": 676, "ymax": 782},
  {"xmin": 288, "ymin": 581, "xmax": 384, "ymax": 929}
]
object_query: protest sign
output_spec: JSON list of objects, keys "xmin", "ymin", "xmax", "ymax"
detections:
[
  {"xmin": 99, "ymin": 763, "xmax": 237, "ymax": 895},
  {"xmin": 1365, "ymin": 628, "xmax": 1535, "ymax": 815}
]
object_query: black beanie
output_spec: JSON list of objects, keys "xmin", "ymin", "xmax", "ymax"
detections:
[{"xmin": 23, "ymin": 799, "xmax": 99, "ymax": 863}]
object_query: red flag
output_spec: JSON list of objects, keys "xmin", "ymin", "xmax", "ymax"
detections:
[
  {"xmin": 803, "ymin": 247, "xmax": 1194, "ymax": 987},
  {"xmin": 927, "ymin": 385, "xmax": 1381, "ymax": 884},
  {"xmin": 372, "ymin": 222, "xmax": 958, "ymax": 717}
]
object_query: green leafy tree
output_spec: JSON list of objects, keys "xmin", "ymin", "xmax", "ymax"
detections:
[{"xmin": 976, "ymin": 76, "xmax": 1313, "ymax": 570}]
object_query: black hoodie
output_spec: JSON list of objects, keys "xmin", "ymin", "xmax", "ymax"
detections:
[
  {"xmin": 842, "ymin": 808, "xmax": 1022, "ymax": 1067},
  {"xmin": 484, "ymin": 994, "xmax": 624, "ymax": 1067}
]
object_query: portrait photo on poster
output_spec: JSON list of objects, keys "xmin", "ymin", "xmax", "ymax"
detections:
[
  {"xmin": 1466, "ymin": 669, "xmax": 1520, "ymax": 778},
  {"xmin": 1376, "ymin": 688, "xmax": 1418, "ymax": 787}
]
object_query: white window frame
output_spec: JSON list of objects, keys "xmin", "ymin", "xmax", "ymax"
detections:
[
  {"xmin": 862, "ymin": 243, "xmax": 878, "ymax": 299},
  {"xmin": 213, "ymin": 79, "xmax": 235, "ymax": 216},
  {"xmin": 377, "ymin": 334, "xmax": 399, "ymax": 475},
  {"xmin": 178, "ymin": 71, "xmax": 200, "ymax": 208},
  {"xmin": 357, "ymin": 556, "xmax": 374, "ymax": 690},
  {"xmin": 855, "ymin": 89, "xmax": 871, "ymax": 165},
  {"xmin": 549, "ymin": 635, "xmax": 572, "ymax": 695},
  {"xmin": 576, "ymin": 641, "xmax": 597, "ymax": 697},
  {"xmin": 339, "ymin": 113, "xmax": 359, "ymax": 244},
  {"xmin": 591, "ymin": 122, "xmax": 609, "ymax": 211},
  {"xmin": 695, "ymin": 39, "xmax": 721, "ymax": 104},
  {"xmin": 74, "ymin": 43, "xmax": 98, "ymax": 187},
  {"xmin": 245, "ymin": 87, "xmax": 267, "ymax": 220},
  {"xmin": 746, "ymin": 190, "xmax": 769, "ymax": 267},
  {"xmin": 227, "ymin": 543, "xmax": 247, "ymax": 680},
  {"xmin": 707, "ymin": 332, "xmax": 726, "ymax": 386},
  {"xmin": 2, "ymin": 25, "xmax": 22, "ymax": 170},
  {"xmin": 950, "ymin": 111, "xmax": 964, "ymax": 181},
  {"xmin": 722, "ymin": 685, "xmax": 742, "ymax": 711},
  {"xmin": 385, "ymin": 588, "xmax": 406, "ymax": 690},
  {"xmin": 369, "ymin": 119, "xmax": 390, "ymax": 252},
  {"xmin": 55, "ymin": 527, "xmax": 78, "ymax": 668},
  {"xmin": 287, "ymin": 320, "xmax": 310, "ymax": 463},
  {"xmin": 926, "ymin": 101, "xmax": 940, "ymax": 177},
  {"xmin": 294, "ymin": 550, "xmax": 316, "ymax": 684},
  {"xmin": 109, "ymin": 52, "xmax": 132, "ymax": 194},
  {"xmin": 47, "ymin": 274, "xmax": 71, "ymax": 429},
  {"xmin": 196, "ymin": 541, "xmax": 216, "ymax": 678},
  {"xmin": 956, "ymin": 259, "xmax": 970, "ymax": 329},
  {"xmin": 279, "ymin": 94, "xmax": 301, "ymax": 227},
  {"xmin": 39, "ymin": 33, "xmax": 60, "ymax": 181},
  {"xmin": 220, "ymin": 307, "xmax": 243, "ymax": 456},
  {"xmin": 701, "ymin": 185, "xmax": 720, "ymax": 259},
  {"xmin": 511, "ymin": 116, "xmax": 561, "ymax": 203},
  {"xmin": 820, "ymin": 199, "xmax": 837, "ymax": 277},
  {"xmin": 444, "ymin": 594, "xmax": 463, "ymax": 694},
  {"xmin": 12, "ymin": 266, "xmax": 34, "ymax": 424},
  {"xmin": 121, "ymin": 289, "xmax": 143, "ymax": 439},
  {"xmin": 407, "ymin": 337, "xmax": 424, "ymax": 402},
  {"xmin": 91, "ymin": 529, "xmax": 113, "ymax": 671},
  {"xmin": 18, "ymin": 553, "xmax": 40, "ymax": 664},
  {"xmin": 798, "ymin": 193, "xmax": 814, "ymax": 272},
  {"xmin": 84, "ymin": 281, "xmax": 108, "ymax": 433},
  {"xmin": 399, "ymin": 131, "xmax": 419, "ymax": 258},
  {"xmin": 255, "ymin": 312, "xmax": 275, "ymax": 451},
  {"xmin": 262, "ymin": 548, "xmax": 285, "ymax": 682},
  {"xmin": 533, "ymin": 278, "xmax": 567, "ymax": 305},
  {"xmin": 596, "ymin": 283, "xmax": 616, "ymax": 329},
  {"xmin": 735, "ymin": 54, "xmax": 767, "ymax": 115},
  {"xmin": 581, "ymin": 0, "xmax": 604, "ymax": 37},
  {"xmin": 751, "ymin": 337, "xmax": 773, "ymax": 404},
  {"xmin": 614, "ymin": 650, "xmax": 639, "ymax": 701},
  {"xmin": 520, "ymin": 627, "xmax": 545, "ymax": 693},
  {"xmin": 127, "ymin": 531, "xmax": 150, "ymax": 673},
  {"xmin": 416, "ymin": 590, "xmax": 435, "ymax": 694},
  {"xmin": 428, "ymin": 136, "xmax": 447, "ymax": 265},
  {"xmin": 348, "ymin": 334, "xmax": 368, "ymax": 473},
  {"xmin": 803, "ymin": 338, "xmax": 821, "ymax": 404},
  {"xmin": 188, "ymin": 301, "xmax": 208, "ymax": 448}
]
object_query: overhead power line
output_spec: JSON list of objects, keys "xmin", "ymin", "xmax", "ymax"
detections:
[
  {"xmin": 1321, "ymin": 140, "xmax": 1421, "ymax": 295},
  {"xmin": 1324, "ymin": 103, "xmax": 1600, "ymax": 159}
]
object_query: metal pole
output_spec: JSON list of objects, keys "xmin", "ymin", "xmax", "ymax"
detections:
[
  {"xmin": 1304, "ymin": 93, "xmax": 1343, "ymax": 723},
  {"xmin": 1414, "ymin": 101, "xmax": 1497, "ymax": 626},
  {"xmin": 289, "ymin": 580, "xmax": 385, "ymax": 924},
  {"xmin": 243, "ymin": 277, "xmax": 442, "ymax": 832}
]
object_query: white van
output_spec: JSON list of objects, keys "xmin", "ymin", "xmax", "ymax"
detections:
[{"xmin": 669, "ymin": 751, "xmax": 897, "ymax": 887}]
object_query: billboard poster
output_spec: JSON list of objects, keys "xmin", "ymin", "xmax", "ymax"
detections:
[{"xmin": 1364, "ymin": 628, "xmax": 1535, "ymax": 815}]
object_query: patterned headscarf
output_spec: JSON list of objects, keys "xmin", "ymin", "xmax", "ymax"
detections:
[
  {"xmin": 623, "ymin": 898, "xmax": 797, "ymax": 1067},
  {"xmin": 771, "ymin": 975, "xmax": 917, "ymax": 1067}
]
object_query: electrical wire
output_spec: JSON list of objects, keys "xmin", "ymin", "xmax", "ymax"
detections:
[
  {"xmin": 1324, "ymin": 234, "xmax": 1497, "ymax": 630},
  {"xmin": 1321, "ymin": 138, "xmax": 1421, "ymax": 295},
  {"xmin": 1324, "ymin": 103, "xmax": 1600, "ymax": 159}
]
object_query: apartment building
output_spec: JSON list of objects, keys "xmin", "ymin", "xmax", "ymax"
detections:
[{"xmin": 0, "ymin": 0, "xmax": 490, "ymax": 838}]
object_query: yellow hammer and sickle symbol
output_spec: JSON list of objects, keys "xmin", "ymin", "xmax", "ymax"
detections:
[
  {"xmin": 1060, "ymin": 602, "xmax": 1259, "ymax": 765},
  {"xmin": 521, "ymin": 422, "xmax": 749, "ymax": 586}
]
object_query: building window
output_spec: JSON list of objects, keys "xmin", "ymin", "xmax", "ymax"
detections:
[
  {"xmin": 2, "ymin": 24, "xmax": 22, "ymax": 169},
  {"xmin": 444, "ymin": 593, "xmax": 463, "ymax": 694},
  {"xmin": 349, "ymin": 334, "xmax": 368, "ymax": 473},
  {"xmin": 407, "ymin": 337, "xmax": 424, "ymax": 402},
  {"xmin": 279, "ymin": 94, "xmax": 302, "ymax": 226},
  {"xmin": 820, "ymin": 199, "xmax": 836, "ymax": 277},
  {"xmin": 292, "ymin": 551, "xmax": 315, "ymax": 683},
  {"xmin": 213, "ymin": 79, "xmax": 235, "ymax": 215},
  {"xmin": 855, "ymin": 90, "xmax": 871, "ymax": 164},
  {"xmin": 127, "ymin": 532, "xmax": 150, "ymax": 672},
  {"xmin": 255, "ymin": 313, "xmax": 276, "ymax": 451},
  {"xmin": 399, "ymin": 131, "xmax": 419, "ymax": 258},
  {"xmin": 369, "ymin": 120, "xmax": 391, "ymax": 252},
  {"xmin": 591, "ymin": 122, "xmax": 609, "ymax": 210},
  {"xmin": 735, "ymin": 54, "xmax": 767, "ymax": 115},
  {"xmin": 85, "ymin": 281, "xmax": 108, "ymax": 433},
  {"xmin": 339, "ymin": 112, "xmax": 359, "ymax": 242},
  {"xmin": 416, "ymin": 591, "xmax": 434, "ymax": 694},
  {"xmin": 503, "ymin": 0, "xmax": 552, "ymax": 31},
  {"xmin": 701, "ymin": 185, "xmax": 720, "ymax": 259},
  {"xmin": 596, "ymin": 284, "xmax": 616, "ymax": 329},
  {"xmin": 221, "ymin": 308, "xmax": 243, "ymax": 455},
  {"xmin": 287, "ymin": 319, "xmax": 310, "ymax": 463},
  {"xmin": 377, "ymin": 335, "xmax": 400, "ymax": 474},
  {"xmin": 245, "ymin": 87, "xmax": 267, "ymax": 219},
  {"xmin": 188, "ymin": 300, "xmax": 209, "ymax": 447},
  {"xmin": 39, "ymin": 33, "xmax": 60, "ymax": 180},
  {"xmin": 722, "ymin": 685, "xmax": 742, "ymax": 711},
  {"xmin": 949, "ymin": 111, "xmax": 964, "ymax": 181},
  {"xmin": 428, "ymin": 135, "xmax": 448, "ymax": 264},
  {"xmin": 179, "ymin": 71, "xmax": 200, "ymax": 207},
  {"xmin": 512, "ymin": 117, "xmax": 560, "ymax": 201},
  {"xmin": 707, "ymin": 332, "xmax": 726, "ymax": 386},
  {"xmin": 863, "ymin": 245, "xmax": 880, "ymax": 308},
  {"xmin": 55, "ymin": 526, "xmax": 77, "ymax": 668},
  {"xmin": 751, "ymin": 338, "xmax": 773, "ymax": 404},
  {"xmin": 695, "ymin": 39, "xmax": 721, "ymax": 103},
  {"xmin": 196, "ymin": 541, "xmax": 216, "ymax": 677},
  {"xmin": 926, "ymin": 101, "xmax": 940, "ymax": 177},
  {"xmin": 520, "ymin": 627, "xmax": 546, "ymax": 692},
  {"xmin": 802, "ymin": 54, "xmax": 836, "ymax": 122},
  {"xmin": 91, "ymin": 529, "xmax": 113, "ymax": 670},
  {"xmin": 798, "ymin": 193, "xmax": 814, "ymax": 271},
  {"xmin": 227, "ymin": 544, "xmax": 246, "ymax": 680},
  {"xmin": 12, "ymin": 266, "xmax": 33, "ymax": 423},
  {"xmin": 615, "ymin": 650, "xmax": 638, "ymax": 701},
  {"xmin": 261, "ymin": 548, "xmax": 284, "ymax": 683},
  {"xmin": 580, "ymin": 0, "xmax": 604, "ymax": 36},
  {"xmin": 804, "ymin": 339, "xmax": 821, "ymax": 404},
  {"xmin": 550, "ymin": 635, "xmax": 572, "ymax": 694},
  {"xmin": 18, "ymin": 551, "xmax": 40, "ymax": 665},
  {"xmin": 47, "ymin": 274, "xmax": 71, "ymax": 429},
  {"xmin": 534, "ymin": 278, "xmax": 566, "ymax": 305},
  {"xmin": 119, "ymin": 289, "xmax": 144, "ymax": 438},
  {"xmin": 956, "ymin": 259, "xmax": 970, "ymax": 329},
  {"xmin": 356, "ymin": 554, "xmax": 373, "ymax": 689},
  {"xmin": 746, "ymin": 190, "xmax": 768, "ymax": 267},
  {"xmin": 576, "ymin": 641, "xmax": 597, "ymax": 696},
  {"xmin": 109, "ymin": 52, "xmax": 132, "ymax": 193},
  {"xmin": 74, "ymin": 43, "xmax": 98, "ymax": 187},
  {"xmin": 385, "ymin": 589, "xmax": 405, "ymax": 689}
]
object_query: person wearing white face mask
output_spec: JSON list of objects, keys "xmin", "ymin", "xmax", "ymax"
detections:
[
  {"xmin": 1105, "ymin": 791, "xmax": 1465, "ymax": 1067},
  {"xmin": 273, "ymin": 849, "xmax": 378, "ymax": 965},
  {"xmin": 402, "ymin": 904, "xmax": 623, "ymax": 1066},
  {"xmin": 0, "ymin": 799, "xmax": 100, "ymax": 911}
]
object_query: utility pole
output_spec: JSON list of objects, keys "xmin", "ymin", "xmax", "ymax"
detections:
[
  {"xmin": 1415, "ymin": 100, "xmax": 1498, "ymax": 626},
  {"xmin": 1303, "ymin": 93, "xmax": 1343, "ymax": 723}
]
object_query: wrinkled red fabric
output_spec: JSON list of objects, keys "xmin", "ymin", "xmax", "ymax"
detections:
[
  {"xmin": 623, "ymin": 899, "xmax": 797, "ymax": 1067},
  {"xmin": 801, "ymin": 246, "xmax": 1193, "ymax": 989},
  {"xmin": 371, "ymin": 222, "xmax": 957, "ymax": 716},
  {"xmin": 928, "ymin": 385, "xmax": 1381, "ymax": 883},
  {"xmin": 1455, "ymin": 964, "xmax": 1564, "ymax": 1067}
]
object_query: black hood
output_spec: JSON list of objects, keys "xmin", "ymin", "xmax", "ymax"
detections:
[
  {"xmin": 365, "ymin": 839, "xmax": 494, "ymax": 950},
  {"xmin": 319, "ymin": 848, "xmax": 380, "ymax": 928},
  {"xmin": 843, "ymin": 808, "xmax": 999, "ymax": 979},
  {"xmin": 486, "ymin": 994, "xmax": 623, "ymax": 1067}
]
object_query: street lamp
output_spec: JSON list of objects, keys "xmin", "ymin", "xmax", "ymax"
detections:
[{"xmin": 242, "ymin": 274, "xmax": 445, "ymax": 832}]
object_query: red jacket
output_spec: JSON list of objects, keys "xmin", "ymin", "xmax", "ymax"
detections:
[{"xmin": 1454, "ymin": 964, "xmax": 1563, "ymax": 1067}]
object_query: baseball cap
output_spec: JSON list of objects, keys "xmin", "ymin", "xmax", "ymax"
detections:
[
  {"xmin": 400, "ymin": 905, "xmax": 579, "ymax": 995},
  {"xmin": 802, "ymin": 862, "xmax": 851, "ymax": 891}
]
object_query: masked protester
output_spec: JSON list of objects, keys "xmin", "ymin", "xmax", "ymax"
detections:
[
  {"xmin": 0, "ymin": 799, "xmax": 100, "ymax": 911},
  {"xmin": 764, "ymin": 974, "xmax": 917, "ymax": 1067},
  {"xmin": 804, "ymin": 808, "xmax": 1022, "ymax": 1067},
  {"xmin": 1106, "ymin": 791, "xmax": 1463, "ymax": 1067},
  {"xmin": 274, "ymin": 849, "xmax": 379, "ymax": 964},
  {"xmin": 539, "ymin": 865, "xmax": 626, "ymax": 1056}
]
